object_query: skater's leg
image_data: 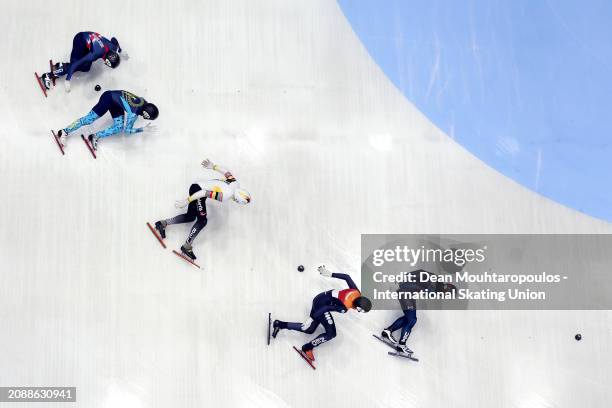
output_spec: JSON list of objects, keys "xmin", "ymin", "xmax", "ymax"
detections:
[
  {"xmin": 186, "ymin": 217, "xmax": 208, "ymax": 245},
  {"xmin": 64, "ymin": 34, "xmax": 92, "ymax": 75},
  {"xmin": 62, "ymin": 91, "xmax": 113, "ymax": 136},
  {"xmin": 158, "ymin": 185, "xmax": 204, "ymax": 229},
  {"xmin": 70, "ymin": 34, "xmax": 89, "ymax": 63},
  {"xmin": 63, "ymin": 111, "xmax": 100, "ymax": 134},
  {"xmin": 180, "ymin": 214, "xmax": 207, "ymax": 260},
  {"xmin": 183, "ymin": 189, "xmax": 207, "ymax": 245},
  {"xmin": 276, "ymin": 318, "xmax": 319, "ymax": 334},
  {"xmin": 51, "ymin": 62, "xmax": 70, "ymax": 78},
  {"xmin": 94, "ymin": 116, "xmax": 125, "ymax": 139},
  {"xmin": 382, "ymin": 299, "xmax": 415, "ymax": 343},
  {"xmin": 95, "ymin": 102, "xmax": 126, "ymax": 139},
  {"xmin": 302, "ymin": 312, "xmax": 336, "ymax": 352},
  {"xmin": 155, "ymin": 210, "xmax": 193, "ymax": 240},
  {"xmin": 387, "ymin": 315, "xmax": 407, "ymax": 333},
  {"xmin": 398, "ymin": 309, "xmax": 417, "ymax": 345},
  {"xmin": 164, "ymin": 213, "xmax": 196, "ymax": 225},
  {"xmin": 179, "ymin": 192, "xmax": 207, "ymax": 260},
  {"xmin": 77, "ymin": 61, "xmax": 93, "ymax": 73},
  {"xmin": 272, "ymin": 295, "xmax": 321, "ymax": 337},
  {"xmin": 381, "ymin": 315, "xmax": 406, "ymax": 343}
]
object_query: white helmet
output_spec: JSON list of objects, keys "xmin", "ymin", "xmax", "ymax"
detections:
[{"xmin": 233, "ymin": 188, "xmax": 251, "ymax": 205}]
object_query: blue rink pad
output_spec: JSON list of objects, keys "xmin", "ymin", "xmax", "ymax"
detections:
[{"xmin": 338, "ymin": 0, "xmax": 612, "ymax": 221}]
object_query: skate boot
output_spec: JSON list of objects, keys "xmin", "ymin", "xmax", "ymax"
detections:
[
  {"xmin": 395, "ymin": 342, "xmax": 413, "ymax": 354},
  {"xmin": 52, "ymin": 62, "xmax": 66, "ymax": 77},
  {"xmin": 302, "ymin": 348, "xmax": 315, "ymax": 362},
  {"xmin": 41, "ymin": 73, "xmax": 53, "ymax": 90},
  {"xmin": 181, "ymin": 243, "xmax": 196, "ymax": 260},
  {"xmin": 381, "ymin": 329, "xmax": 397, "ymax": 344},
  {"xmin": 88, "ymin": 134, "xmax": 99, "ymax": 150},
  {"xmin": 272, "ymin": 320, "xmax": 283, "ymax": 338},
  {"xmin": 56, "ymin": 129, "xmax": 67, "ymax": 147},
  {"xmin": 155, "ymin": 221, "xmax": 167, "ymax": 239}
]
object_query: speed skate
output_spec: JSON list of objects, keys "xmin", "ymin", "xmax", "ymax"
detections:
[{"xmin": 373, "ymin": 334, "xmax": 419, "ymax": 362}]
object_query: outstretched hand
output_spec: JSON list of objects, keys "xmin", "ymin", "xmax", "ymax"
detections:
[
  {"xmin": 201, "ymin": 158, "xmax": 215, "ymax": 169},
  {"xmin": 318, "ymin": 265, "xmax": 332, "ymax": 277},
  {"xmin": 64, "ymin": 80, "xmax": 71, "ymax": 93},
  {"xmin": 175, "ymin": 198, "xmax": 189, "ymax": 209}
]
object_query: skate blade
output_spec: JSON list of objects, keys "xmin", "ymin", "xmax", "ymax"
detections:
[
  {"xmin": 81, "ymin": 134, "xmax": 97, "ymax": 159},
  {"xmin": 293, "ymin": 346, "xmax": 316, "ymax": 370},
  {"xmin": 267, "ymin": 312, "xmax": 271, "ymax": 346},
  {"xmin": 51, "ymin": 130, "xmax": 65, "ymax": 155},
  {"xmin": 388, "ymin": 351, "xmax": 419, "ymax": 361},
  {"xmin": 373, "ymin": 334, "xmax": 399, "ymax": 350},
  {"xmin": 172, "ymin": 249, "xmax": 201, "ymax": 269},
  {"xmin": 146, "ymin": 222, "xmax": 166, "ymax": 248},
  {"xmin": 34, "ymin": 72, "xmax": 48, "ymax": 98},
  {"xmin": 49, "ymin": 59, "xmax": 56, "ymax": 86}
]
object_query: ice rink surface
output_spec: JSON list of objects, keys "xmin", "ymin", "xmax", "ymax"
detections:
[{"xmin": 1, "ymin": 1, "xmax": 611, "ymax": 407}]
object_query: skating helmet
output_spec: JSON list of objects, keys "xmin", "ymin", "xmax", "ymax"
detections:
[
  {"xmin": 233, "ymin": 188, "xmax": 251, "ymax": 205},
  {"xmin": 142, "ymin": 103, "xmax": 159, "ymax": 120},
  {"xmin": 353, "ymin": 296, "xmax": 372, "ymax": 313},
  {"xmin": 110, "ymin": 37, "xmax": 121, "ymax": 53},
  {"xmin": 104, "ymin": 50, "xmax": 121, "ymax": 68}
]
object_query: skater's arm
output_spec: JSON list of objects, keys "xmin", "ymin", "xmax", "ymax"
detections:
[
  {"xmin": 66, "ymin": 53, "xmax": 96, "ymax": 81},
  {"xmin": 201, "ymin": 159, "xmax": 236, "ymax": 183},
  {"xmin": 124, "ymin": 112, "xmax": 142, "ymax": 134},
  {"xmin": 188, "ymin": 189, "xmax": 224, "ymax": 203},
  {"xmin": 331, "ymin": 273, "xmax": 358, "ymax": 289},
  {"xmin": 318, "ymin": 265, "xmax": 358, "ymax": 289}
]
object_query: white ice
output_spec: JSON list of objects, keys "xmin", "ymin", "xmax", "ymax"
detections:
[{"xmin": 0, "ymin": 1, "xmax": 611, "ymax": 407}]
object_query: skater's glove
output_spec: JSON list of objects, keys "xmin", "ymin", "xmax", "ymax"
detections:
[
  {"xmin": 175, "ymin": 198, "xmax": 189, "ymax": 209},
  {"xmin": 201, "ymin": 158, "xmax": 215, "ymax": 169},
  {"xmin": 64, "ymin": 80, "xmax": 71, "ymax": 93},
  {"xmin": 318, "ymin": 265, "xmax": 332, "ymax": 277}
]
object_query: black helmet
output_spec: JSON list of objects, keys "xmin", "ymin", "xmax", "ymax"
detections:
[
  {"xmin": 104, "ymin": 50, "xmax": 120, "ymax": 68},
  {"xmin": 110, "ymin": 37, "xmax": 121, "ymax": 53},
  {"xmin": 142, "ymin": 103, "xmax": 159, "ymax": 120},
  {"xmin": 353, "ymin": 296, "xmax": 372, "ymax": 313}
]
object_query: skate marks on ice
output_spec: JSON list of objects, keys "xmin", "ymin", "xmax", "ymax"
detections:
[
  {"xmin": 50, "ymin": 130, "xmax": 65, "ymax": 156},
  {"xmin": 372, "ymin": 335, "xmax": 419, "ymax": 362}
]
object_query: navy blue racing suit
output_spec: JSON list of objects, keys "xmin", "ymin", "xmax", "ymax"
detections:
[
  {"xmin": 278, "ymin": 273, "xmax": 361, "ymax": 352},
  {"xmin": 386, "ymin": 269, "xmax": 439, "ymax": 345},
  {"xmin": 53, "ymin": 32, "xmax": 120, "ymax": 80}
]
